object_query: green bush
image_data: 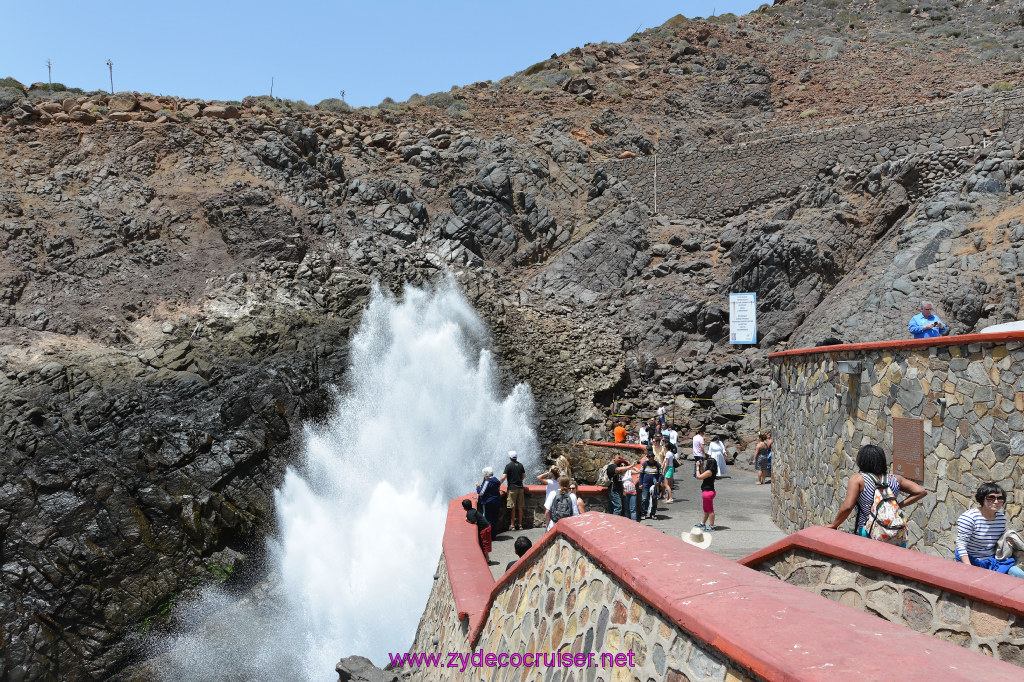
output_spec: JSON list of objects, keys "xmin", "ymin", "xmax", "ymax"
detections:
[
  {"xmin": 800, "ymin": 108, "xmax": 819, "ymax": 117},
  {"xmin": 317, "ymin": 97, "xmax": 352, "ymax": 113},
  {"xmin": 445, "ymin": 100, "xmax": 469, "ymax": 117},
  {"xmin": 523, "ymin": 59, "xmax": 556, "ymax": 76},
  {"xmin": 991, "ymin": 81, "xmax": 1015, "ymax": 92},
  {"xmin": 663, "ymin": 13, "xmax": 692, "ymax": 29},
  {"xmin": 0, "ymin": 77, "xmax": 26, "ymax": 95},
  {"xmin": 424, "ymin": 91, "xmax": 455, "ymax": 108},
  {"xmin": 208, "ymin": 563, "xmax": 233, "ymax": 582}
]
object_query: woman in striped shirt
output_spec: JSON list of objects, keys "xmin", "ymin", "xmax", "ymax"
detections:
[{"xmin": 956, "ymin": 483, "xmax": 1024, "ymax": 578}]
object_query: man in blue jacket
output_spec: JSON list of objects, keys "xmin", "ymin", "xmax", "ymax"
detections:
[{"xmin": 909, "ymin": 301, "xmax": 947, "ymax": 338}]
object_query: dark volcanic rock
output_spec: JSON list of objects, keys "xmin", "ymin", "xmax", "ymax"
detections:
[
  {"xmin": 336, "ymin": 655, "xmax": 398, "ymax": 682},
  {"xmin": 6, "ymin": 1, "xmax": 1024, "ymax": 678}
]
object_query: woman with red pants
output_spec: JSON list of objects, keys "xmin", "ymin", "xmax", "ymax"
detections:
[{"xmin": 695, "ymin": 451, "xmax": 719, "ymax": 531}]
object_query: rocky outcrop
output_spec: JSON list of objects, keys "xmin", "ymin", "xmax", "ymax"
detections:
[
  {"xmin": 4, "ymin": 1, "xmax": 1024, "ymax": 678},
  {"xmin": 335, "ymin": 656, "xmax": 397, "ymax": 682}
]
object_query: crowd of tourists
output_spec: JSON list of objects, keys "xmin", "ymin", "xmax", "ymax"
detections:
[
  {"xmin": 465, "ymin": 429, "xmax": 1023, "ymax": 582},
  {"xmin": 602, "ymin": 418, "xmax": 744, "ymax": 533},
  {"xmin": 463, "ymin": 418, "xmax": 755, "ymax": 568}
]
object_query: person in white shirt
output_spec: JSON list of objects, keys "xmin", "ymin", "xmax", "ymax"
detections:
[
  {"xmin": 692, "ymin": 427, "xmax": 706, "ymax": 478},
  {"xmin": 544, "ymin": 475, "xmax": 579, "ymax": 530},
  {"xmin": 537, "ymin": 465, "xmax": 561, "ymax": 496},
  {"xmin": 638, "ymin": 424, "xmax": 649, "ymax": 444},
  {"xmin": 692, "ymin": 428, "xmax": 705, "ymax": 458},
  {"xmin": 708, "ymin": 435, "xmax": 727, "ymax": 476}
]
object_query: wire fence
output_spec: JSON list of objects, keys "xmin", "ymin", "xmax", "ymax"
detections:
[{"xmin": 611, "ymin": 395, "xmax": 769, "ymax": 431}]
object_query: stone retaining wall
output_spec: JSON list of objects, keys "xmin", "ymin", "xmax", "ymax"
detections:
[
  {"xmin": 758, "ymin": 548, "xmax": 1024, "ymax": 665},
  {"xmin": 403, "ymin": 502, "xmax": 1023, "ymax": 681},
  {"xmin": 488, "ymin": 485, "xmax": 605, "ymax": 532},
  {"xmin": 409, "ymin": 537, "xmax": 743, "ymax": 681},
  {"xmin": 740, "ymin": 527, "xmax": 1024, "ymax": 667},
  {"xmin": 604, "ymin": 89, "xmax": 1024, "ymax": 220},
  {"xmin": 552, "ymin": 440, "xmax": 647, "ymax": 485},
  {"xmin": 768, "ymin": 332, "xmax": 1024, "ymax": 557}
]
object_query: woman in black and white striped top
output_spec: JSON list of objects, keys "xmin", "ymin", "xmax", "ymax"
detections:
[{"xmin": 956, "ymin": 483, "xmax": 1024, "ymax": 578}]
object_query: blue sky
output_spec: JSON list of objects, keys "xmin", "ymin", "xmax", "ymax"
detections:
[{"xmin": 2, "ymin": 1, "xmax": 764, "ymax": 108}]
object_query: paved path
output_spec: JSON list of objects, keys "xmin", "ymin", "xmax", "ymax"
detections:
[{"xmin": 488, "ymin": 466, "xmax": 786, "ymax": 579}]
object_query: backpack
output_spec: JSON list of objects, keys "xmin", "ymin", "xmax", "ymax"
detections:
[
  {"xmin": 550, "ymin": 492, "xmax": 575, "ymax": 523},
  {"xmin": 861, "ymin": 474, "xmax": 907, "ymax": 545},
  {"xmin": 596, "ymin": 462, "xmax": 612, "ymax": 487}
]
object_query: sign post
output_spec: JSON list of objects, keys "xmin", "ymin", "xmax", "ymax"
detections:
[{"xmin": 729, "ymin": 293, "xmax": 757, "ymax": 345}]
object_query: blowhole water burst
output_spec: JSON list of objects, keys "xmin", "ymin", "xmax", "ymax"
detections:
[{"xmin": 155, "ymin": 279, "xmax": 537, "ymax": 680}]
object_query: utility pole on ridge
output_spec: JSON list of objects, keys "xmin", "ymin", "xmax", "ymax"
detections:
[
  {"xmin": 46, "ymin": 59, "xmax": 52, "ymax": 93},
  {"xmin": 106, "ymin": 59, "xmax": 114, "ymax": 94}
]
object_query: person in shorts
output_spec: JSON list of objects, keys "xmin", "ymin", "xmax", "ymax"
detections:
[
  {"xmin": 662, "ymin": 447, "xmax": 676, "ymax": 503},
  {"xmin": 695, "ymin": 449, "xmax": 718, "ymax": 531},
  {"xmin": 462, "ymin": 498, "xmax": 492, "ymax": 563},
  {"xmin": 754, "ymin": 433, "xmax": 770, "ymax": 484},
  {"xmin": 500, "ymin": 450, "xmax": 526, "ymax": 530}
]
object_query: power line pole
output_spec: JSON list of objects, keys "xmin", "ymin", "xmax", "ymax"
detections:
[
  {"xmin": 340, "ymin": 89, "xmax": 345, "ymax": 101},
  {"xmin": 46, "ymin": 59, "xmax": 52, "ymax": 93},
  {"xmin": 270, "ymin": 77, "xmax": 274, "ymax": 98},
  {"xmin": 106, "ymin": 59, "xmax": 114, "ymax": 94}
]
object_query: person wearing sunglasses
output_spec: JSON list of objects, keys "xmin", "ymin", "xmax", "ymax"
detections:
[
  {"xmin": 569, "ymin": 484, "xmax": 586, "ymax": 515},
  {"xmin": 955, "ymin": 483, "xmax": 1024, "ymax": 578}
]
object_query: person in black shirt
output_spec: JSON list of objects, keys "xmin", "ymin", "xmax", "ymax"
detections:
[
  {"xmin": 462, "ymin": 498, "xmax": 492, "ymax": 563},
  {"xmin": 605, "ymin": 456, "xmax": 630, "ymax": 517},
  {"xmin": 695, "ymin": 452, "xmax": 719, "ymax": 532},
  {"xmin": 499, "ymin": 450, "xmax": 526, "ymax": 530},
  {"xmin": 639, "ymin": 455, "xmax": 662, "ymax": 520},
  {"xmin": 505, "ymin": 535, "xmax": 533, "ymax": 572}
]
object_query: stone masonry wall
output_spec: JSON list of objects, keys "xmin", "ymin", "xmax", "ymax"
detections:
[
  {"xmin": 408, "ymin": 537, "xmax": 756, "ymax": 682},
  {"xmin": 769, "ymin": 337, "xmax": 1024, "ymax": 556},
  {"xmin": 605, "ymin": 89, "xmax": 1024, "ymax": 220},
  {"xmin": 408, "ymin": 554, "xmax": 467, "ymax": 664},
  {"xmin": 756, "ymin": 548, "xmax": 1024, "ymax": 667}
]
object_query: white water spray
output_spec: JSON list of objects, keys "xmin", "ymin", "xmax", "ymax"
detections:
[{"xmin": 154, "ymin": 280, "xmax": 537, "ymax": 680}]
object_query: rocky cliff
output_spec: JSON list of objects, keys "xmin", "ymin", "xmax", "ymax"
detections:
[{"xmin": 4, "ymin": 0, "xmax": 1024, "ymax": 678}]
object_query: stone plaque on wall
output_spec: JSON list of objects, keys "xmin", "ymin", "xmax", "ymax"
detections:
[{"xmin": 892, "ymin": 417, "xmax": 924, "ymax": 482}]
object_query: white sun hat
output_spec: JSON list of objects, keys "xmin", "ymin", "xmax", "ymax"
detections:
[{"xmin": 681, "ymin": 525, "xmax": 713, "ymax": 549}]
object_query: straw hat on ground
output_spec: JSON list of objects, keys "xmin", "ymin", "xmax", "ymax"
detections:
[{"xmin": 681, "ymin": 525, "xmax": 712, "ymax": 549}]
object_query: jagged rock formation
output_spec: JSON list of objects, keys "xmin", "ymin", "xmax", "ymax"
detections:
[{"xmin": 4, "ymin": 0, "xmax": 1024, "ymax": 678}]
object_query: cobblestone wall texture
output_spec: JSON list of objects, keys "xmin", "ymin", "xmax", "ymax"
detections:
[
  {"xmin": 605, "ymin": 89, "xmax": 1024, "ymax": 220},
  {"xmin": 755, "ymin": 548, "xmax": 1024, "ymax": 667},
  {"xmin": 769, "ymin": 338, "xmax": 1024, "ymax": 556},
  {"xmin": 409, "ymin": 538, "xmax": 756, "ymax": 682}
]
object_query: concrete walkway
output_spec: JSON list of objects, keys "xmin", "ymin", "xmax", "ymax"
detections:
[{"xmin": 488, "ymin": 466, "xmax": 786, "ymax": 578}]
